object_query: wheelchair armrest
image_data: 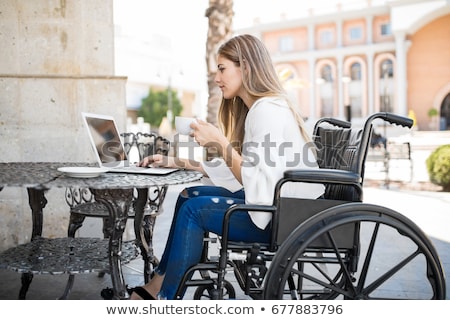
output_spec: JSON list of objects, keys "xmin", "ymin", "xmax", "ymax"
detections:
[
  {"xmin": 219, "ymin": 204, "xmax": 276, "ymax": 268},
  {"xmin": 223, "ymin": 204, "xmax": 276, "ymax": 238},
  {"xmin": 283, "ymin": 169, "xmax": 361, "ymax": 185},
  {"xmin": 280, "ymin": 169, "xmax": 363, "ymax": 209}
]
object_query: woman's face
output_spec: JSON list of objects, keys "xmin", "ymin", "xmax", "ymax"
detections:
[{"xmin": 215, "ymin": 55, "xmax": 244, "ymax": 100}]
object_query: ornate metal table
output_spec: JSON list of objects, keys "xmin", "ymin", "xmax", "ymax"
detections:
[{"xmin": 0, "ymin": 162, "xmax": 202, "ymax": 299}]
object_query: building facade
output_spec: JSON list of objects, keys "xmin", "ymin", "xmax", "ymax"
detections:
[{"xmin": 237, "ymin": 0, "xmax": 450, "ymax": 130}]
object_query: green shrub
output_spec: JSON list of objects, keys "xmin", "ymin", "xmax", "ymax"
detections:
[
  {"xmin": 426, "ymin": 144, "xmax": 450, "ymax": 191},
  {"xmin": 427, "ymin": 108, "xmax": 438, "ymax": 118}
]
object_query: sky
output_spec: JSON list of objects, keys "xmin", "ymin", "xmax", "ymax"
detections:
[
  {"xmin": 113, "ymin": 0, "xmax": 209, "ymax": 89},
  {"xmin": 112, "ymin": 0, "xmax": 388, "ymax": 108},
  {"xmin": 113, "ymin": 0, "xmax": 388, "ymax": 34},
  {"xmin": 112, "ymin": 0, "xmax": 388, "ymax": 67},
  {"xmin": 113, "ymin": 1, "xmax": 388, "ymax": 40}
]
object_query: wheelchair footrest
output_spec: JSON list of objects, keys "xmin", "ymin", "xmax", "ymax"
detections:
[
  {"xmin": 185, "ymin": 278, "xmax": 215, "ymax": 287},
  {"xmin": 181, "ymin": 262, "xmax": 219, "ymax": 288}
]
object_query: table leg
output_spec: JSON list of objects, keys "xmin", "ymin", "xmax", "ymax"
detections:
[
  {"xmin": 27, "ymin": 188, "xmax": 48, "ymax": 239},
  {"xmin": 134, "ymin": 186, "xmax": 167, "ymax": 282},
  {"xmin": 133, "ymin": 188, "xmax": 150, "ymax": 280},
  {"xmin": 92, "ymin": 188, "xmax": 133, "ymax": 300},
  {"xmin": 18, "ymin": 188, "xmax": 48, "ymax": 299}
]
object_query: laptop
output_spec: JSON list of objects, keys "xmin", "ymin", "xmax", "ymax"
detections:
[{"xmin": 81, "ymin": 112, "xmax": 178, "ymax": 175}]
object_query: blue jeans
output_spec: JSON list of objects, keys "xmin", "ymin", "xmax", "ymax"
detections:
[{"xmin": 155, "ymin": 185, "xmax": 271, "ymax": 299}]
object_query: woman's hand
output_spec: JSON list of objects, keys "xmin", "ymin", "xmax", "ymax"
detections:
[
  {"xmin": 191, "ymin": 119, "xmax": 228, "ymax": 153},
  {"xmin": 139, "ymin": 154, "xmax": 205, "ymax": 173},
  {"xmin": 138, "ymin": 154, "xmax": 176, "ymax": 168},
  {"xmin": 190, "ymin": 119, "xmax": 242, "ymax": 182}
]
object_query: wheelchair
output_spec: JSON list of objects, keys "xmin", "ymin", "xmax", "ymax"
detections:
[{"xmin": 175, "ymin": 112, "xmax": 446, "ymax": 300}]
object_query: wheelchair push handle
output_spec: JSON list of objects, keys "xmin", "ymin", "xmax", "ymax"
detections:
[
  {"xmin": 371, "ymin": 112, "xmax": 414, "ymax": 128},
  {"xmin": 325, "ymin": 118, "xmax": 352, "ymax": 128},
  {"xmin": 313, "ymin": 118, "xmax": 351, "ymax": 132}
]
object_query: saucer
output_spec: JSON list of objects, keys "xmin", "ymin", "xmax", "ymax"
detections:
[{"xmin": 57, "ymin": 167, "xmax": 109, "ymax": 178}]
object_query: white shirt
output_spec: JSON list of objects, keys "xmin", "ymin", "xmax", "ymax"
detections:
[{"xmin": 203, "ymin": 97, "xmax": 325, "ymax": 229}]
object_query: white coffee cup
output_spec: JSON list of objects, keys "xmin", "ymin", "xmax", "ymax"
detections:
[{"xmin": 175, "ymin": 116, "xmax": 196, "ymax": 135}]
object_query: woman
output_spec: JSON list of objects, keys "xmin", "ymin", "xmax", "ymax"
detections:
[{"xmin": 131, "ymin": 34, "xmax": 324, "ymax": 300}]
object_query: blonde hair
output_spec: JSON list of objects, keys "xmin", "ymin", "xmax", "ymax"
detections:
[{"xmin": 217, "ymin": 34, "xmax": 310, "ymax": 153}]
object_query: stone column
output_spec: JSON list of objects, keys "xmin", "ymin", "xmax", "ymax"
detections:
[
  {"xmin": 0, "ymin": 0, "xmax": 127, "ymax": 250},
  {"xmin": 394, "ymin": 30, "xmax": 409, "ymax": 116},
  {"xmin": 366, "ymin": 15, "xmax": 373, "ymax": 44},
  {"xmin": 337, "ymin": 56, "xmax": 344, "ymax": 119},
  {"xmin": 367, "ymin": 51, "xmax": 375, "ymax": 115},
  {"xmin": 307, "ymin": 23, "xmax": 315, "ymax": 51},
  {"xmin": 308, "ymin": 56, "xmax": 316, "ymax": 121}
]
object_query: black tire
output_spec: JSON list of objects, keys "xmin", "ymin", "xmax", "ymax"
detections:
[
  {"xmin": 264, "ymin": 203, "xmax": 446, "ymax": 300},
  {"xmin": 193, "ymin": 280, "xmax": 236, "ymax": 300}
]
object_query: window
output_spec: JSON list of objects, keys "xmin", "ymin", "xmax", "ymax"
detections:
[
  {"xmin": 349, "ymin": 27, "xmax": 362, "ymax": 40},
  {"xmin": 320, "ymin": 30, "xmax": 333, "ymax": 45},
  {"xmin": 380, "ymin": 60, "xmax": 393, "ymax": 78},
  {"xmin": 321, "ymin": 65, "xmax": 333, "ymax": 82},
  {"xmin": 350, "ymin": 63, "xmax": 361, "ymax": 80},
  {"xmin": 279, "ymin": 36, "xmax": 294, "ymax": 52},
  {"xmin": 380, "ymin": 59, "xmax": 394, "ymax": 113},
  {"xmin": 381, "ymin": 23, "xmax": 391, "ymax": 36}
]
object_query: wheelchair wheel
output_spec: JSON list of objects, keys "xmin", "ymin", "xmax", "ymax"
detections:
[
  {"xmin": 264, "ymin": 203, "xmax": 446, "ymax": 300},
  {"xmin": 193, "ymin": 280, "xmax": 236, "ymax": 300}
]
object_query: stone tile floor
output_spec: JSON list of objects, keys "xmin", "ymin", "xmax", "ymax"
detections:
[{"xmin": 0, "ymin": 182, "xmax": 449, "ymax": 300}]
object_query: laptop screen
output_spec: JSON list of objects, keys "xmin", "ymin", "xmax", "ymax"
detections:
[{"xmin": 83, "ymin": 113, "xmax": 128, "ymax": 165}]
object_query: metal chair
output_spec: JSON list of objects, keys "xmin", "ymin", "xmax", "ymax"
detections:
[
  {"xmin": 175, "ymin": 113, "xmax": 446, "ymax": 300},
  {"xmin": 62, "ymin": 132, "xmax": 170, "ymax": 299}
]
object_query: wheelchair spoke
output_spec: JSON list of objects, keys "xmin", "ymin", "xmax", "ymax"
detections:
[
  {"xmin": 360, "ymin": 248, "xmax": 421, "ymax": 298},
  {"xmin": 325, "ymin": 230, "xmax": 358, "ymax": 297},
  {"xmin": 290, "ymin": 265, "xmax": 349, "ymax": 298},
  {"xmin": 263, "ymin": 204, "xmax": 446, "ymax": 300},
  {"xmin": 310, "ymin": 260, "xmax": 342, "ymax": 285},
  {"xmin": 356, "ymin": 221, "xmax": 380, "ymax": 293}
]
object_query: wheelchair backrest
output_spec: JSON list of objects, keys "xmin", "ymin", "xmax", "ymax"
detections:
[
  {"xmin": 313, "ymin": 121, "xmax": 368, "ymax": 202},
  {"xmin": 272, "ymin": 118, "xmax": 370, "ymax": 248},
  {"xmin": 272, "ymin": 113, "xmax": 411, "ymax": 249}
]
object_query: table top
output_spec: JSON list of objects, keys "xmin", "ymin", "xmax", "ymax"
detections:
[{"xmin": 0, "ymin": 162, "xmax": 203, "ymax": 189}]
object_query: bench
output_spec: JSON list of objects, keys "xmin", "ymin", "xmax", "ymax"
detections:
[{"xmin": 366, "ymin": 141, "xmax": 413, "ymax": 185}]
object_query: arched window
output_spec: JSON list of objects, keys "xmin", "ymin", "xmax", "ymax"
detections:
[
  {"xmin": 440, "ymin": 93, "xmax": 450, "ymax": 130},
  {"xmin": 380, "ymin": 59, "xmax": 393, "ymax": 78},
  {"xmin": 321, "ymin": 65, "xmax": 333, "ymax": 82},
  {"xmin": 379, "ymin": 59, "xmax": 394, "ymax": 112},
  {"xmin": 350, "ymin": 62, "xmax": 361, "ymax": 80},
  {"xmin": 319, "ymin": 64, "xmax": 334, "ymax": 117}
]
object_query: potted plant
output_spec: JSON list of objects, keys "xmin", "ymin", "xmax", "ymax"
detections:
[
  {"xmin": 427, "ymin": 107, "xmax": 439, "ymax": 130},
  {"xmin": 426, "ymin": 144, "xmax": 450, "ymax": 191}
]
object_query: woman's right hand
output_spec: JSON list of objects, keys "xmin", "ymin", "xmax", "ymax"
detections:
[{"xmin": 139, "ymin": 154, "xmax": 176, "ymax": 168}]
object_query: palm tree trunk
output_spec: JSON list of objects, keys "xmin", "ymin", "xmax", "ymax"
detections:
[{"xmin": 205, "ymin": 0, "xmax": 233, "ymax": 126}]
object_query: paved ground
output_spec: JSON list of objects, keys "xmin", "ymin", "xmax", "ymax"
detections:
[
  {"xmin": 0, "ymin": 130, "xmax": 449, "ymax": 299},
  {"xmin": 0, "ymin": 181, "xmax": 448, "ymax": 300}
]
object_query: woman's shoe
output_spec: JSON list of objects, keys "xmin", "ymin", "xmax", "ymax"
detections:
[
  {"xmin": 129, "ymin": 286, "xmax": 156, "ymax": 300},
  {"xmin": 100, "ymin": 286, "xmax": 149, "ymax": 300}
]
